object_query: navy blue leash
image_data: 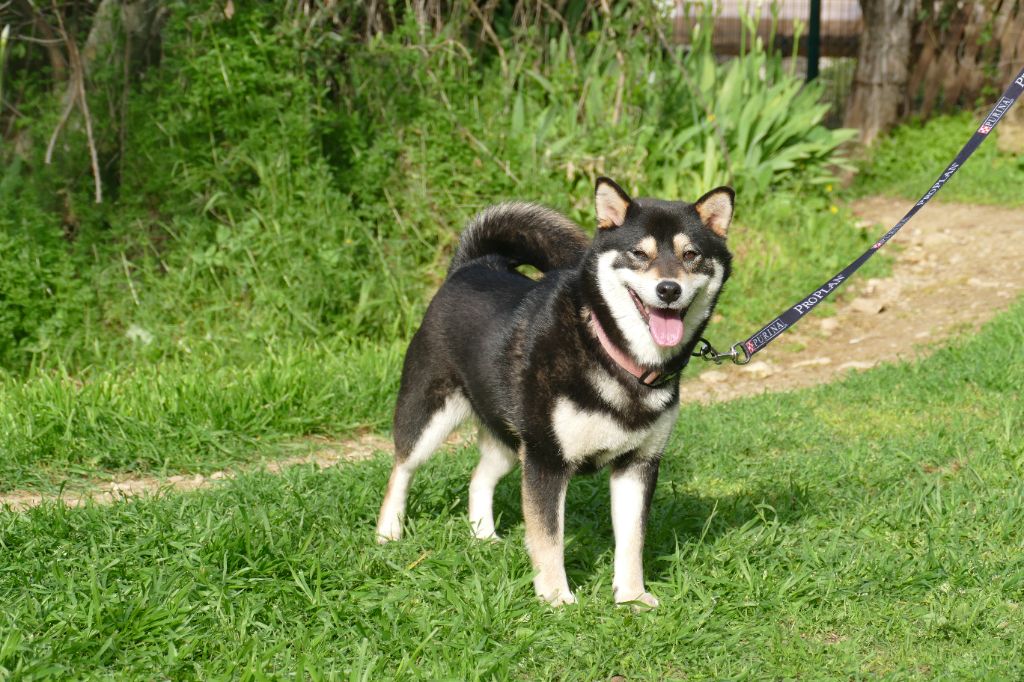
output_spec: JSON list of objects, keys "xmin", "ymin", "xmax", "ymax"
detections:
[{"xmin": 698, "ymin": 64, "xmax": 1024, "ymax": 366}]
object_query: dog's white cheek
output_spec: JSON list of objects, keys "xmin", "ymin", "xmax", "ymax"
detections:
[
  {"xmin": 618, "ymin": 270, "xmax": 660, "ymax": 306},
  {"xmin": 683, "ymin": 262, "xmax": 725, "ymax": 335},
  {"xmin": 594, "ymin": 253, "xmax": 667, "ymax": 366}
]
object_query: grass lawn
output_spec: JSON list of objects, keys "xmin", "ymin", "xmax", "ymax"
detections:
[
  {"xmin": 852, "ymin": 112, "xmax": 1024, "ymax": 207},
  {"xmin": 2, "ymin": 300, "xmax": 1021, "ymax": 679},
  {"xmin": 0, "ymin": 340, "xmax": 405, "ymax": 492}
]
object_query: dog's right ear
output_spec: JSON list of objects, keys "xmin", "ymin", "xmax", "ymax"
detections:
[{"xmin": 595, "ymin": 177, "xmax": 632, "ymax": 229}]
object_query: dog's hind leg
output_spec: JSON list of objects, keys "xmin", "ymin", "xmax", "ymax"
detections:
[
  {"xmin": 468, "ymin": 427, "xmax": 518, "ymax": 540},
  {"xmin": 377, "ymin": 381, "xmax": 471, "ymax": 544}
]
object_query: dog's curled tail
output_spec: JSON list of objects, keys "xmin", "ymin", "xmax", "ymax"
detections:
[{"xmin": 448, "ymin": 202, "xmax": 590, "ymax": 277}]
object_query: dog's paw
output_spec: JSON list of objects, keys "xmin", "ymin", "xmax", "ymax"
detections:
[
  {"xmin": 533, "ymin": 572, "xmax": 576, "ymax": 607},
  {"xmin": 473, "ymin": 529, "xmax": 502, "ymax": 541},
  {"xmin": 375, "ymin": 522, "xmax": 402, "ymax": 544},
  {"xmin": 615, "ymin": 590, "xmax": 659, "ymax": 611},
  {"xmin": 541, "ymin": 589, "xmax": 577, "ymax": 607}
]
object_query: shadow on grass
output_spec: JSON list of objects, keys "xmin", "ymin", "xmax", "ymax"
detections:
[
  {"xmin": 566, "ymin": 476, "xmax": 814, "ymax": 585},
  {"xmin": 398, "ymin": 446, "xmax": 814, "ymax": 586}
]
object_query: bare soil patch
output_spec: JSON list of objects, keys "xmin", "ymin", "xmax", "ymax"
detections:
[
  {"xmin": 4, "ymin": 197, "xmax": 1022, "ymax": 511},
  {"xmin": 0, "ymin": 433, "xmax": 390, "ymax": 512}
]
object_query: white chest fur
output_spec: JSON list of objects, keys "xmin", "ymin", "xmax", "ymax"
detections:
[{"xmin": 551, "ymin": 397, "xmax": 678, "ymax": 467}]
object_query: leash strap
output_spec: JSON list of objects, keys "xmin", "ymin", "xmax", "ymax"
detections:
[{"xmin": 729, "ymin": 65, "xmax": 1024, "ymax": 362}]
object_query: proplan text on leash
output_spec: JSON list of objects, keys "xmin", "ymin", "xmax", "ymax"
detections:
[{"xmin": 378, "ymin": 177, "xmax": 734, "ymax": 607}]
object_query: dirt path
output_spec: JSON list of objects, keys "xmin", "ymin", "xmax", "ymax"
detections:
[
  {"xmin": 3, "ymin": 198, "xmax": 1022, "ymax": 511},
  {"xmin": 0, "ymin": 434, "xmax": 392, "ymax": 512},
  {"xmin": 683, "ymin": 197, "xmax": 1024, "ymax": 402}
]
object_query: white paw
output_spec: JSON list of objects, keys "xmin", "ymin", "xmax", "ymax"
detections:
[
  {"xmin": 470, "ymin": 519, "xmax": 500, "ymax": 541},
  {"xmin": 615, "ymin": 590, "xmax": 659, "ymax": 610},
  {"xmin": 473, "ymin": 529, "xmax": 502, "ymax": 541},
  {"xmin": 376, "ymin": 520, "xmax": 402, "ymax": 544},
  {"xmin": 535, "ymin": 578, "xmax": 577, "ymax": 607},
  {"xmin": 542, "ymin": 589, "xmax": 577, "ymax": 607}
]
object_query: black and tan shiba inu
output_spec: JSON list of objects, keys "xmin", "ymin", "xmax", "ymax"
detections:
[{"xmin": 377, "ymin": 177, "xmax": 734, "ymax": 607}]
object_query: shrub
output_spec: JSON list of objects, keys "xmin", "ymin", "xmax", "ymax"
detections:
[{"xmin": 0, "ymin": 2, "xmax": 854, "ymax": 374}]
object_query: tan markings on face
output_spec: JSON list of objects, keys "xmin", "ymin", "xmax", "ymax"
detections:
[
  {"xmin": 643, "ymin": 265, "xmax": 665, "ymax": 280},
  {"xmin": 632, "ymin": 237, "xmax": 661, "ymax": 278},
  {"xmin": 637, "ymin": 237, "xmax": 657, "ymax": 260},
  {"xmin": 673, "ymin": 234, "xmax": 693, "ymax": 259}
]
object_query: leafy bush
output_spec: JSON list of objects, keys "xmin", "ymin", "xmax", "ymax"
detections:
[
  {"xmin": 0, "ymin": 2, "xmax": 855, "ymax": 376},
  {"xmin": 0, "ymin": 198, "xmax": 91, "ymax": 371},
  {"xmin": 0, "ymin": 2, "xmax": 888, "ymax": 477}
]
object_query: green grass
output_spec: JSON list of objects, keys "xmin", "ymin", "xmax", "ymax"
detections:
[
  {"xmin": 0, "ymin": 340, "xmax": 403, "ymax": 492},
  {"xmin": 852, "ymin": 112, "xmax": 1024, "ymax": 206},
  {"xmin": 2, "ymin": 300, "xmax": 1021, "ymax": 679}
]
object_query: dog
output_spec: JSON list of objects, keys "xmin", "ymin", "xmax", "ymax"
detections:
[{"xmin": 377, "ymin": 177, "xmax": 734, "ymax": 607}]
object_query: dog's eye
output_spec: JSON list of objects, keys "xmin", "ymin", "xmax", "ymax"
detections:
[
  {"xmin": 629, "ymin": 249, "xmax": 650, "ymax": 261},
  {"xmin": 682, "ymin": 250, "xmax": 700, "ymax": 263}
]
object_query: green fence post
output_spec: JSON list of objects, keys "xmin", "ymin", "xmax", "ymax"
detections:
[{"xmin": 807, "ymin": 0, "xmax": 821, "ymax": 81}]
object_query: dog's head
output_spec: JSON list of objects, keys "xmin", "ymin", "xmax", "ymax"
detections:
[{"xmin": 589, "ymin": 176, "xmax": 734, "ymax": 367}]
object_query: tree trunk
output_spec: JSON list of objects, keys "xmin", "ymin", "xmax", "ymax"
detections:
[
  {"xmin": 845, "ymin": 0, "xmax": 920, "ymax": 145},
  {"xmin": 120, "ymin": 0, "xmax": 168, "ymax": 79}
]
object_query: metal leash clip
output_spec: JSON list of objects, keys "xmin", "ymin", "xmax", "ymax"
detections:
[{"xmin": 692, "ymin": 338, "xmax": 752, "ymax": 366}]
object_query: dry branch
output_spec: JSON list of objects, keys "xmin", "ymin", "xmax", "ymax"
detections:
[
  {"xmin": 467, "ymin": 0, "xmax": 508, "ymax": 80},
  {"xmin": 13, "ymin": 0, "xmax": 66, "ymax": 82}
]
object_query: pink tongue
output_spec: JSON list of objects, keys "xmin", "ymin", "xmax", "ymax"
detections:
[{"xmin": 648, "ymin": 308, "xmax": 684, "ymax": 347}]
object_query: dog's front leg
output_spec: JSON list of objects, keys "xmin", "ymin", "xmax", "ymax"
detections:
[
  {"xmin": 521, "ymin": 450, "xmax": 574, "ymax": 606},
  {"xmin": 610, "ymin": 455, "xmax": 660, "ymax": 608}
]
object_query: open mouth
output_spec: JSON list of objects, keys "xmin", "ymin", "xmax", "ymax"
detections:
[{"xmin": 627, "ymin": 287, "xmax": 686, "ymax": 347}]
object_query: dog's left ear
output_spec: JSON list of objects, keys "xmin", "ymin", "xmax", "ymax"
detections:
[
  {"xmin": 694, "ymin": 186, "xmax": 735, "ymax": 238},
  {"xmin": 595, "ymin": 177, "xmax": 632, "ymax": 229}
]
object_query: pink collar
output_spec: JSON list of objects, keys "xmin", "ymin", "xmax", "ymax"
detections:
[{"xmin": 589, "ymin": 313, "xmax": 662, "ymax": 386}]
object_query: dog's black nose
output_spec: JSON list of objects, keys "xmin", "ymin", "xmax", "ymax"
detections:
[{"xmin": 656, "ymin": 281, "xmax": 681, "ymax": 303}]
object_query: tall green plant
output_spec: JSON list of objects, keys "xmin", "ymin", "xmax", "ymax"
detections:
[{"xmin": 398, "ymin": 3, "xmax": 856, "ymax": 211}]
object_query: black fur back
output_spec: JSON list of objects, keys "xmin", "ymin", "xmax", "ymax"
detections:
[{"xmin": 448, "ymin": 202, "xmax": 589, "ymax": 276}]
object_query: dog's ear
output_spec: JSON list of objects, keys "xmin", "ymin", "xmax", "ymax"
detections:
[
  {"xmin": 595, "ymin": 177, "xmax": 632, "ymax": 229},
  {"xmin": 694, "ymin": 186, "xmax": 735, "ymax": 238}
]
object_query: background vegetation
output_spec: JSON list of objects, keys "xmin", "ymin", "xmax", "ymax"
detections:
[
  {"xmin": 853, "ymin": 111, "xmax": 1024, "ymax": 205},
  {"xmin": 1, "ymin": 1, "xmax": 876, "ymax": 486}
]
